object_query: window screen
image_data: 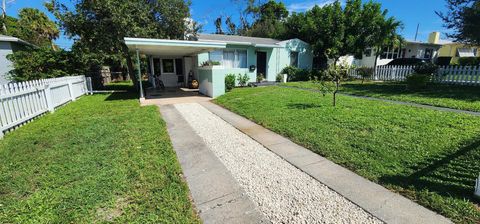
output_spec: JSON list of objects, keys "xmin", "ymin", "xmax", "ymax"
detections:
[{"xmin": 290, "ymin": 51, "xmax": 299, "ymax": 67}]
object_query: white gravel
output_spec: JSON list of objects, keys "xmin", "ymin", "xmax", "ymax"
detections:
[{"xmin": 174, "ymin": 103, "xmax": 383, "ymax": 224}]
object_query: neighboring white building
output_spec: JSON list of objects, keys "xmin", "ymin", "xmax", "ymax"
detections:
[
  {"xmin": 348, "ymin": 32, "xmax": 443, "ymax": 67},
  {"xmin": 0, "ymin": 35, "xmax": 34, "ymax": 84}
]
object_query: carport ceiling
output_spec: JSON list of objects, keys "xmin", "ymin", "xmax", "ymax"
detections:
[{"xmin": 124, "ymin": 37, "xmax": 226, "ymax": 57}]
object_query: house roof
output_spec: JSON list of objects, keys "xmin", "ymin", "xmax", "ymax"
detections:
[
  {"xmin": 124, "ymin": 37, "xmax": 226, "ymax": 56},
  {"xmin": 0, "ymin": 34, "xmax": 36, "ymax": 47},
  {"xmin": 197, "ymin": 34, "xmax": 282, "ymax": 47}
]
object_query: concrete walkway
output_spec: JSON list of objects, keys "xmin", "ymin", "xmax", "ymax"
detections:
[
  {"xmin": 280, "ymin": 85, "xmax": 480, "ymax": 116},
  {"xmin": 159, "ymin": 105, "xmax": 268, "ymax": 224},
  {"xmin": 200, "ymin": 101, "xmax": 452, "ymax": 224}
]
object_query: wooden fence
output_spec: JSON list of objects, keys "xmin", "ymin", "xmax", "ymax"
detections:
[
  {"xmin": 349, "ymin": 65, "xmax": 480, "ymax": 86},
  {"xmin": 0, "ymin": 76, "xmax": 92, "ymax": 138}
]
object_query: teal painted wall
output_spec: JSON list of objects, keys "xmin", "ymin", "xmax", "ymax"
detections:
[{"xmin": 196, "ymin": 39, "xmax": 313, "ymax": 97}]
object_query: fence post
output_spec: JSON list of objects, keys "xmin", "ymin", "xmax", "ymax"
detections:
[
  {"xmin": 44, "ymin": 84, "xmax": 55, "ymax": 112},
  {"xmin": 86, "ymin": 77, "xmax": 93, "ymax": 95},
  {"xmin": 67, "ymin": 80, "xmax": 76, "ymax": 101}
]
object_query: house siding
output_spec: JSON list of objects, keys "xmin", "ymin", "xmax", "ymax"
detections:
[{"xmin": 0, "ymin": 41, "xmax": 14, "ymax": 84}]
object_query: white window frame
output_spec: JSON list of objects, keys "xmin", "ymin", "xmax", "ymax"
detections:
[
  {"xmin": 209, "ymin": 49, "xmax": 248, "ymax": 69},
  {"xmin": 161, "ymin": 58, "xmax": 176, "ymax": 74}
]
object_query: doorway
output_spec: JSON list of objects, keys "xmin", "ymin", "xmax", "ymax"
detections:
[{"xmin": 256, "ymin": 51, "xmax": 267, "ymax": 80}]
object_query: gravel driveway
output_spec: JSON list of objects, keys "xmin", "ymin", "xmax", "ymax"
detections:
[{"xmin": 175, "ymin": 103, "xmax": 382, "ymax": 224}]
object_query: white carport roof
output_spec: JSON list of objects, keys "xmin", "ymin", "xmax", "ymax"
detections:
[{"xmin": 124, "ymin": 37, "xmax": 226, "ymax": 56}]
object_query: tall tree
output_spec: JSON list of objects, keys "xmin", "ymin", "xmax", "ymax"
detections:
[
  {"xmin": 436, "ymin": 0, "xmax": 480, "ymax": 45},
  {"xmin": 47, "ymin": 0, "xmax": 191, "ymax": 85},
  {"xmin": 14, "ymin": 8, "xmax": 59, "ymax": 48},
  {"xmin": 244, "ymin": 0, "xmax": 288, "ymax": 38},
  {"xmin": 214, "ymin": 16, "xmax": 224, "ymax": 34},
  {"xmin": 225, "ymin": 16, "xmax": 237, "ymax": 35}
]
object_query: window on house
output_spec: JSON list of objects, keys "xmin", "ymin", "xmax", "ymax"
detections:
[
  {"xmin": 364, "ymin": 48, "xmax": 372, "ymax": 57},
  {"xmin": 290, "ymin": 51, "xmax": 299, "ymax": 67},
  {"xmin": 457, "ymin": 48, "xmax": 476, "ymax": 57},
  {"xmin": 208, "ymin": 49, "xmax": 247, "ymax": 68},
  {"xmin": 162, "ymin": 59, "xmax": 175, "ymax": 73},
  {"xmin": 424, "ymin": 48, "xmax": 433, "ymax": 59}
]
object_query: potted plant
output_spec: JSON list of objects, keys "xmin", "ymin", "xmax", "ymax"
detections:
[{"xmin": 200, "ymin": 60, "xmax": 221, "ymax": 68}]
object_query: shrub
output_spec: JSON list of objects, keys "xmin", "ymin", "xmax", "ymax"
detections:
[
  {"xmin": 406, "ymin": 73, "xmax": 431, "ymax": 90},
  {"xmin": 356, "ymin": 67, "xmax": 374, "ymax": 83},
  {"xmin": 257, "ymin": 73, "xmax": 264, "ymax": 82},
  {"xmin": 281, "ymin": 66, "xmax": 310, "ymax": 81},
  {"xmin": 458, "ymin": 57, "xmax": 480, "ymax": 66},
  {"xmin": 200, "ymin": 60, "xmax": 221, "ymax": 67},
  {"xmin": 225, "ymin": 74, "xmax": 236, "ymax": 91},
  {"xmin": 237, "ymin": 73, "xmax": 250, "ymax": 87},
  {"xmin": 276, "ymin": 73, "xmax": 283, "ymax": 82},
  {"xmin": 413, "ymin": 63, "xmax": 438, "ymax": 75}
]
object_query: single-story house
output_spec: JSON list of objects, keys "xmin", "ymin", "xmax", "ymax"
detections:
[
  {"xmin": 347, "ymin": 32, "xmax": 443, "ymax": 67},
  {"xmin": 125, "ymin": 34, "xmax": 313, "ymax": 98},
  {"xmin": 0, "ymin": 34, "xmax": 34, "ymax": 85}
]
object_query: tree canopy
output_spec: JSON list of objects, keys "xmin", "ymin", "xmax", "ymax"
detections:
[
  {"xmin": 47, "ymin": 0, "xmax": 191, "ymax": 83},
  {"xmin": 437, "ymin": 0, "xmax": 480, "ymax": 45}
]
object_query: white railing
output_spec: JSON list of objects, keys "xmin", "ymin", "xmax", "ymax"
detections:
[
  {"xmin": 0, "ymin": 75, "xmax": 92, "ymax": 138},
  {"xmin": 349, "ymin": 65, "xmax": 480, "ymax": 86}
]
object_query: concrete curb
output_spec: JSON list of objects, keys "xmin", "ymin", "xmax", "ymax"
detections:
[
  {"xmin": 201, "ymin": 101, "xmax": 452, "ymax": 224},
  {"xmin": 159, "ymin": 105, "xmax": 269, "ymax": 224}
]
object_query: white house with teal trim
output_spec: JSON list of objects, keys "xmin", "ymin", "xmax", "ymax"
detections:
[{"xmin": 125, "ymin": 34, "xmax": 313, "ymax": 98}]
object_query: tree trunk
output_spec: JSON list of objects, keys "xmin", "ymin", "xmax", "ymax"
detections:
[
  {"xmin": 373, "ymin": 52, "xmax": 379, "ymax": 79},
  {"xmin": 333, "ymin": 79, "xmax": 339, "ymax": 107},
  {"xmin": 121, "ymin": 43, "xmax": 138, "ymax": 89}
]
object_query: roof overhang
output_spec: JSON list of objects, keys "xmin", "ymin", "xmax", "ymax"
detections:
[
  {"xmin": 124, "ymin": 37, "xmax": 227, "ymax": 56},
  {"xmin": 0, "ymin": 35, "xmax": 37, "ymax": 48}
]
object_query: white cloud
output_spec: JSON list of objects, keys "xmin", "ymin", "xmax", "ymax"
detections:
[{"xmin": 287, "ymin": 0, "xmax": 340, "ymax": 12}]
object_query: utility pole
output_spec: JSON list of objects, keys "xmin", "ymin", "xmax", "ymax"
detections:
[
  {"xmin": 1, "ymin": 0, "xmax": 7, "ymax": 34},
  {"xmin": 414, "ymin": 23, "xmax": 419, "ymax": 41}
]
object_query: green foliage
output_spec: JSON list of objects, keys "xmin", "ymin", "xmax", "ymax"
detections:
[
  {"xmin": 281, "ymin": 66, "xmax": 310, "ymax": 81},
  {"xmin": 225, "ymin": 74, "xmax": 236, "ymax": 91},
  {"xmin": 282, "ymin": 80, "xmax": 480, "ymax": 112},
  {"xmin": 276, "ymin": 73, "xmax": 283, "ymax": 82},
  {"xmin": 245, "ymin": 0, "xmax": 289, "ymax": 38},
  {"xmin": 200, "ymin": 60, "xmax": 221, "ymax": 67},
  {"xmin": 48, "ymin": 0, "xmax": 191, "ymax": 84},
  {"xmin": 413, "ymin": 63, "xmax": 439, "ymax": 75},
  {"xmin": 437, "ymin": 0, "xmax": 480, "ymax": 45},
  {"xmin": 1, "ymin": 9, "xmax": 58, "ymax": 48},
  {"xmin": 458, "ymin": 57, "xmax": 480, "ymax": 66},
  {"xmin": 6, "ymin": 47, "xmax": 81, "ymax": 81},
  {"xmin": 406, "ymin": 73, "xmax": 431, "ymax": 90},
  {"xmin": 237, "ymin": 73, "xmax": 250, "ymax": 87},
  {"xmin": 0, "ymin": 90, "xmax": 200, "ymax": 223},
  {"xmin": 215, "ymin": 86, "xmax": 480, "ymax": 223},
  {"xmin": 257, "ymin": 73, "xmax": 265, "ymax": 82},
  {"xmin": 284, "ymin": 0, "xmax": 402, "ymax": 66},
  {"xmin": 356, "ymin": 67, "xmax": 374, "ymax": 83}
]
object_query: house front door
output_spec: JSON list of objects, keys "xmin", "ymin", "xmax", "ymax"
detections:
[{"xmin": 256, "ymin": 51, "xmax": 267, "ymax": 80}]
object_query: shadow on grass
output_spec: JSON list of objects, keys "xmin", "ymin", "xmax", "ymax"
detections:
[
  {"xmin": 287, "ymin": 103, "xmax": 322, "ymax": 110},
  {"xmin": 379, "ymin": 137, "xmax": 480, "ymax": 202},
  {"xmin": 342, "ymin": 82, "xmax": 480, "ymax": 102}
]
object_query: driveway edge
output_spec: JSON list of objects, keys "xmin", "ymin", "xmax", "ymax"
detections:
[{"xmin": 159, "ymin": 105, "xmax": 269, "ymax": 224}]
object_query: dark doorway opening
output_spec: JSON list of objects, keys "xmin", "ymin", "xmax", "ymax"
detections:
[{"xmin": 256, "ymin": 51, "xmax": 267, "ymax": 79}]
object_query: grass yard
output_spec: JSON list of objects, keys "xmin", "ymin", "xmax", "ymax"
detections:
[
  {"xmin": 215, "ymin": 86, "xmax": 480, "ymax": 223},
  {"xmin": 0, "ymin": 85, "xmax": 199, "ymax": 223},
  {"xmin": 281, "ymin": 81, "xmax": 480, "ymax": 112}
]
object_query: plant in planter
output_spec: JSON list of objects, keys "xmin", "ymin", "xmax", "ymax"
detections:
[
  {"xmin": 225, "ymin": 74, "xmax": 236, "ymax": 91},
  {"xmin": 406, "ymin": 63, "xmax": 438, "ymax": 90},
  {"xmin": 237, "ymin": 73, "xmax": 249, "ymax": 87},
  {"xmin": 200, "ymin": 60, "xmax": 221, "ymax": 67},
  {"xmin": 257, "ymin": 73, "xmax": 264, "ymax": 83}
]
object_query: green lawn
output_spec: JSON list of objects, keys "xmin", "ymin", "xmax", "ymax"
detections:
[
  {"xmin": 281, "ymin": 81, "xmax": 480, "ymax": 112},
  {"xmin": 0, "ymin": 87, "xmax": 199, "ymax": 223},
  {"xmin": 215, "ymin": 86, "xmax": 480, "ymax": 224}
]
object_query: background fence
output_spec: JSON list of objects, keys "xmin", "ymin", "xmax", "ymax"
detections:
[
  {"xmin": 349, "ymin": 65, "xmax": 480, "ymax": 86},
  {"xmin": 0, "ymin": 75, "xmax": 92, "ymax": 138}
]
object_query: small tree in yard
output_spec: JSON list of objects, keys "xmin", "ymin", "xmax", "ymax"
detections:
[
  {"xmin": 357, "ymin": 67, "xmax": 374, "ymax": 83},
  {"xmin": 313, "ymin": 63, "xmax": 350, "ymax": 107},
  {"xmin": 406, "ymin": 63, "xmax": 438, "ymax": 90},
  {"xmin": 237, "ymin": 73, "xmax": 250, "ymax": 87}
]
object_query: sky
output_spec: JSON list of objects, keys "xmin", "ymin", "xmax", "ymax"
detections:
[{"xmin": 4, "ymin": 0, "xmax": 452, "ymax": 50}]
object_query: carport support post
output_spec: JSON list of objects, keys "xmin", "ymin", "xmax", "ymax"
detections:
[{"xmin": 136, "ymin": 48, "xmax": 145, "ymax": 100}]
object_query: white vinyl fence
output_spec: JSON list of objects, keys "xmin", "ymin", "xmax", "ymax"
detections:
[
  {"xmin": 0, "ymin": 75, "xmax": 92, "ymax": 138},
  {"xmin": 349, "ymin": 65, "xmax": 480, "ymax": 86}
]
